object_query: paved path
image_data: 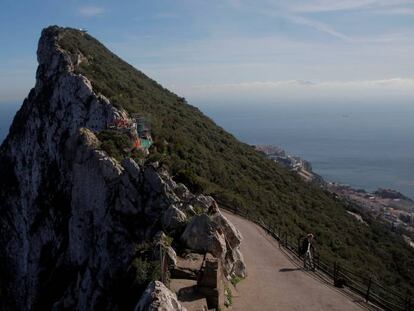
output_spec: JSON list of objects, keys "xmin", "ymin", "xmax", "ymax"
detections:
[{"xmin": 223, "ymin": 211, "xmax": 366, "ymax": 311}]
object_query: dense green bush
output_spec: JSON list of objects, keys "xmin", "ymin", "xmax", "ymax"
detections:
[
  {"xmin": 131, "ymin": 258, "xmax": 161, "ymax": 286},
  {"xmin": 97, "ymin": 130, "xmax": 131, "ymax": 161},
  {"xmin": 56, "ymin": 27, "xmax": 414, "ymax": 296}
]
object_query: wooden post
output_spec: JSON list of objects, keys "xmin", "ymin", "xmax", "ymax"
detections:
[
  {"xmin": 333, "ymin": 262, "xmax": 337, "ymax": 285},
  {"xmin": 365, "ymin": 277, "xmax": 372, "ymax": 303},
  {"xmin": 297, "ymin": 237, "xmax": 301, "ymax": 257},
  {"xmin": 284, "ymin": 232, "xmax": 288, "ymax": 248},
  {"xmin": 160, "ymin": 244, "xmax": 164, "ymax": 284}
]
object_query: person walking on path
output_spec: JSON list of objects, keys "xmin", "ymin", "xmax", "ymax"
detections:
[{"xmin": 302, "ymin": 233, "xmax": 315, "ymax": 271}]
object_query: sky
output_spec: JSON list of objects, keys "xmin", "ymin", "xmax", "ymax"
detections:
[{"xmin": 1, "ymin": 0, "xmax": 414, "ymax": 105}]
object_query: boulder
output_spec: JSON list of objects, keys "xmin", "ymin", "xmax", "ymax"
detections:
[
  {"xmin": 144, "ymin": 166, "xmax": 165, "ymax": 193},
  {"xmin": 212, "ymin": 212, "xmax": 246, "ymax": 279},
  {"xmin": 162, "ymin": 205, "xmax": 187, "ymax": 233},
  {"xmin": 181, "ymin": 215, "xmax": 226, "ymax": 258},
  {"xmin": 135, "ymin": 281, "xmax": 187, "ymax": 311},
  {"xmin": 227, "ymin": 248, "xmax": 247, "ymax": 279},
  {"xmin": 122, "ymin": 158, "xmax": 141, "ymax": 183},
  {"xmin": 212, "ymin": 212, "xmax": 242, "ymax": 249},
  {"xmin": 182, "ymin": 204, "xmax": 196, "ymax": 216},
  {"xmin": 191, "ymin": 195, "xmax": 216, "ymax": 214},
  {"xmin": 174, "ymin": 183, "xmax": 194, "ymax": 202}
]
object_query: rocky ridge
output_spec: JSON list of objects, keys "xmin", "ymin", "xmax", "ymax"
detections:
[{"xmin": 0, "ymin": 26, "xmax": 245, "ymax": 311}]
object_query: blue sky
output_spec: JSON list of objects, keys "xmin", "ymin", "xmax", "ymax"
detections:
[{"xmin": 1, "ymin": 0, "xmax": 414, "ymax": 105}]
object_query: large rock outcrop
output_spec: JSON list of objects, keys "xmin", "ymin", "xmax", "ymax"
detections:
[
  {"xmin": 0, "ymin": 26, "xmax": 246, "ymax": 311},
  {"xmin": 181, "ymin": 211, "xmax": 246, "ymax": 279},
  {"xmin": 135, "ymin": 281, "xmax": 187, "ymax": 311}
]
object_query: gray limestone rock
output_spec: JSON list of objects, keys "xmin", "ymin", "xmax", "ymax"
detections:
[
  {"xmin": 181, "ymin": 215, "xmax": 227, "ymax": 258},
  {"xmin": 162, "ymin": 205, "xmax": 187, "ymax": 233},
  {"xmin": 135, "ymin": 281, "xmax": 187, "ymax": 311},
  {"xmin": 0, "ymin": 26, "xmax": 246, "ymax": 311}
]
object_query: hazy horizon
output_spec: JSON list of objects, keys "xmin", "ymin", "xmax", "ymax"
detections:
[{"xmin": 1, "ymin": 0, "xmax": 414, "ymax": 105}]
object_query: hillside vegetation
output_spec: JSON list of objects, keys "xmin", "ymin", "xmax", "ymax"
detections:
[{"xmin": 55, "ymin": 27, "xmax": 414, "ymax": 295}]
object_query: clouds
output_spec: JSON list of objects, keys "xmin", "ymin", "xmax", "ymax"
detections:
[
  {"xmin": 191, "ymin": 78, "xmax": 414, "ymax": 92},
  {"xmin": 374, "ymin": 7, "xmax": 414, "ymax": 14},
  {"xmin": 1, "ymin": 0, "xmax": 414, "ymax": 104},
  {"xmin": 285, "ymin": 0, "xmax": 414, "ymax": 13},
  {"xmin": 180, "ymin": 78, "xmax": 414, "ymax": 104},
  {"xmin": 78, "ymin": 6, "xmax": 104, "ymax": 18},
  {"xmin": 286, "ymin": 15, "xmax": 350, "ymax": 40},
  {"xmin": 227, "ymin": 0, "xmax": 414, "ymax": 41}
]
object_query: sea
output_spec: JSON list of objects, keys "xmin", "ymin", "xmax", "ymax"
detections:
[
  {"xmin": 199, "ymin": 102, "xmax": 414, "ymax": 200},
  {"xmin": 1, "ymin": 101, "xmax": 413, "ymax": 199}
]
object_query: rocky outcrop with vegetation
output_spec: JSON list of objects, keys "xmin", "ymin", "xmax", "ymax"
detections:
[
  {"xmin": 135, "ymin": 281, "xmax": 187, "ymax": 311},
  {"xmin": 0, "ymin": 26, "xmax": 244, "ymax": 311}
]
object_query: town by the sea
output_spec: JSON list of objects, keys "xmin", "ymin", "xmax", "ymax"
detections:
[
  {"xmin": 199, "ymin": 102, "xmax": 414, "ymax": 200},
  {"xmin": 1, "ymin": 101, "xmax": 413, "ymax": 199}
]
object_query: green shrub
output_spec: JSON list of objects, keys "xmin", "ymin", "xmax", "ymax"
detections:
[
  {"xmin": 97, "ymin": 130, "xmax": 131, "ymax": 161},
  {"xmin": 230, "ymin": 275, "xmax": 244, "ymax": 286},
  {"xmin": 131, "ymin": 258, "xmax": 161, "ymax": 286},
  {"xmin": 224, "ymin": 287, "xmax": 232, "ymax": 307}
]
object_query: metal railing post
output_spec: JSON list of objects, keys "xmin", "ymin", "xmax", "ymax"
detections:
[
  {"xmin": 278, "ymin": 228, "xmax": 281, "ymax": 248},
  {"xmin": 284, "ymin": 232, "xmax": 288, "ymax": 248},
  {"xmin": 216, "ymin": 199, "xmax": 410, "ymax": 311},
  {"xmin": 365, "ymin": 277, "xmax": 372, "ymax": 303}
]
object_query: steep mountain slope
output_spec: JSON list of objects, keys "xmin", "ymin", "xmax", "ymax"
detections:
[
  {"xmin": 0, "ymin": 25, "xmax": 413, "ymax": 308},
  {"xmin": 0, "ymin": 26, "xmax": 245, "ymax": 310},
  {"xmin": 53, "ymin": 27, "xmax": 414, "ymax": 294}
]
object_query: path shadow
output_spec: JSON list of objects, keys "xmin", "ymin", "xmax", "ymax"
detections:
[
  {"xmin": 279, "ymin": 268, "xmax": 302, "ymax": 272},
  {"xmin": 177, "ymin": 285, "xmax": 203, "ymax": 302}
]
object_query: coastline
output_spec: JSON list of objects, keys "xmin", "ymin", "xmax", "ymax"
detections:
[{"xmin": 256, "ymin": 144, "xmax": 414, "ymax": 246}]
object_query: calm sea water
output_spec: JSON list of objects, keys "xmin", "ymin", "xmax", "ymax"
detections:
[
  {"xmin": 1, "ymin": 101, "xmax": 413, "ymax": 199},
  {"xmin": 199, "ymin": 103, "xmax": 414, "ymax": 199}
]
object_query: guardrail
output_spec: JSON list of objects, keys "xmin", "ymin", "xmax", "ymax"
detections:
[{"xmin": 218, "ymin": 202, "xmax": 412, "ymax": 311}]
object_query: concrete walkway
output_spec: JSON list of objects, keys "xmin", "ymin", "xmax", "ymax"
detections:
[{"xmin": 223, "ymin": 211, "xmax": 367, "ymax": 311}]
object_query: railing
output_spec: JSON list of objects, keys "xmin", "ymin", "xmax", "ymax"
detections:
[{"xmin": 218, "ymin": 202, "xmax": 413, "ymax": 311}]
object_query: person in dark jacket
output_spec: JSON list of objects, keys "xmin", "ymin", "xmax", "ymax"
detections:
[{"xmin": 302, "ymin": 233, "xmax": 315, "ymax": 270}]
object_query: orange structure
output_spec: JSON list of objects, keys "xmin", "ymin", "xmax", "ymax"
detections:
[
  {"xmin": 132, "ymin": 137, "xmax": 141, "ymax": 149},
  {"xmin": 108, "ymin": 118, "xmax": 131, "ymax": 129},
  {"xmin": 106, "ymin": 116, "xmax": 152, "ymax": 152}
]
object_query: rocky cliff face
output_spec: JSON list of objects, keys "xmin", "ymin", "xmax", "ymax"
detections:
[{"xmin": 0, "ymin": 26, "xmax": 245, "ymax": 311}]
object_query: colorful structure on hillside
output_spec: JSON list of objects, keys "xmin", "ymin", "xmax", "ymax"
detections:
[{"xmin": 107, "ymin": 114, "xmax": 153, "ymax": 153}]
